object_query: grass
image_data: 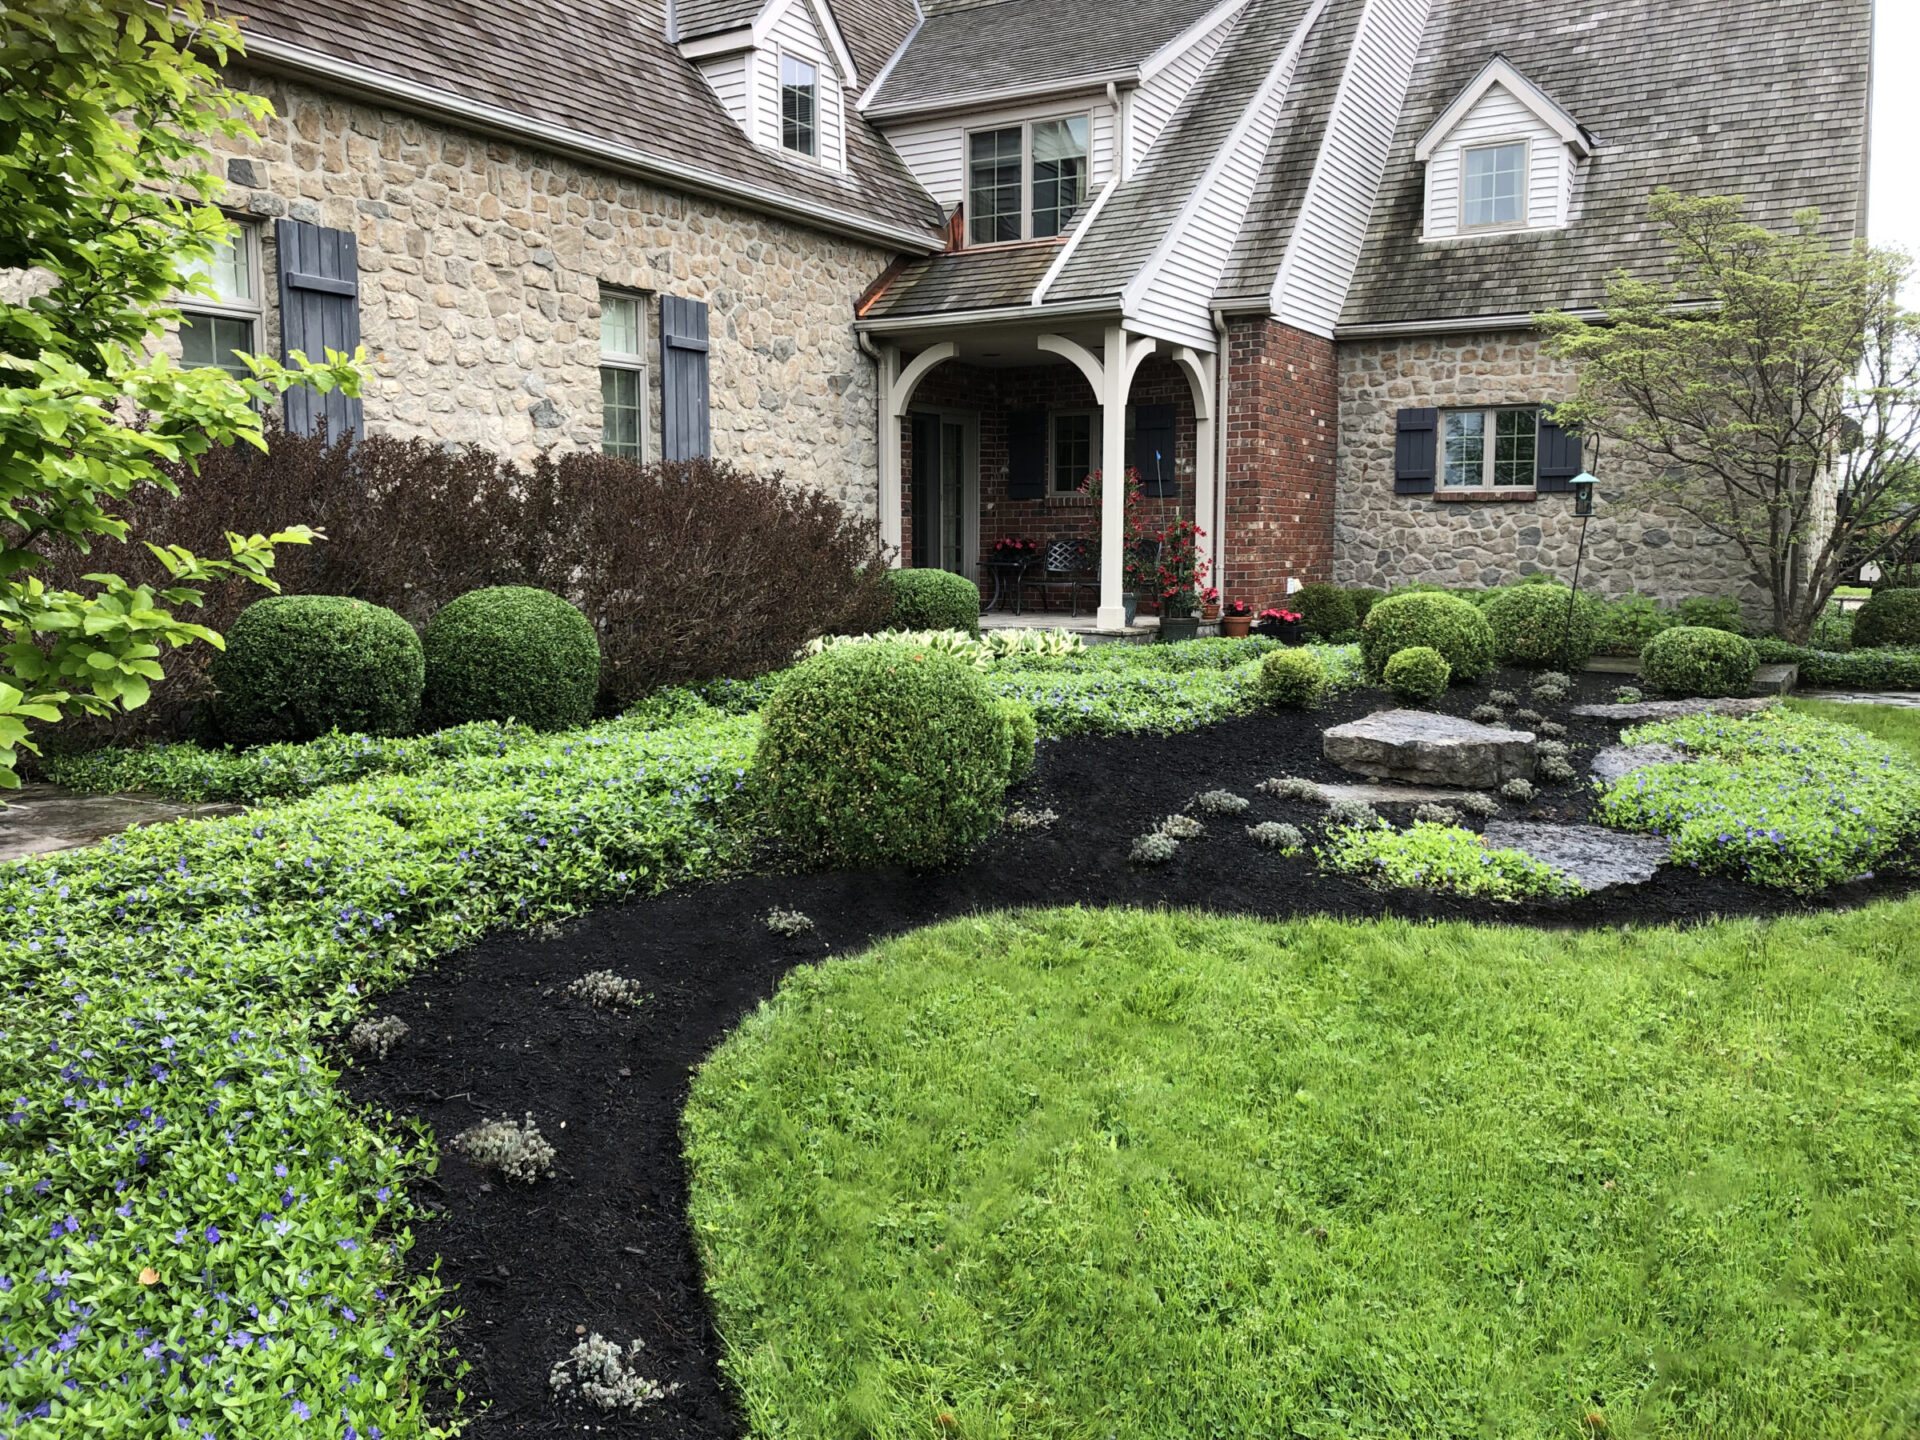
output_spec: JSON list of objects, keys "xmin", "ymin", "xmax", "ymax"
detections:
[
  {"xmin": 685, "ymin": 905, "xmax": 1920, "ymax": 1439},
  {"xmin": 1786, "ymin": 697, "xmax": 1920, "ymax": 763}
]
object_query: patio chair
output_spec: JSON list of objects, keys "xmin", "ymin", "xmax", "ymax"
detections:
[{"xmin": 1031, "ymin": 537, "xmax": 1097, "ymax": 617}]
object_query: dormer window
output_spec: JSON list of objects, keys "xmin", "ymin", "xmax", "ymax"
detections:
[
  {"xmin": 1462, "ymin": 142, "xmax": 1525, "ymax": 229},
  {"xmin": 967, "ymin": 116, "xmax": 1089, "ymax": 246},
  {"xmin": 781, "ymin": 54, "xmax": 817, "ymax": 157}
]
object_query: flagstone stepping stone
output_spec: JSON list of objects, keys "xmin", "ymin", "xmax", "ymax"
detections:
[
  {"xmin": 1315, "ymin": 781, "xmax": 1490, "ymax": 807},
  {"xmin": 1570, "ymin": 696, "xmax": 1775, "ymax": 722},
  {"xmin": 1482, "ymin": 820, "xmax": 1671, "ymax": 891},
  {"xmin": 1322, "ymin": 709, "xmax": 1535, "ymax": 789},
  {"xmin": 1588, "ymin": 743, "xmax": 1689, "ymax": 786},
  {"xmin": 0, "ymin": 784, "xmax": 242, "ymax": 862}
]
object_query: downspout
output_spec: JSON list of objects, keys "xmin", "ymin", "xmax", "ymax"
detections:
[
  {"xmin": 1210, "ymin": 306, "xmax": 1231, "ymax": 599},
  {"xmin": 857, "ymin": 329, "xmax": 890, "ymax": 547}
]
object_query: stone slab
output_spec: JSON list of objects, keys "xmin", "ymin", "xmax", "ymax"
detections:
[
  {"xmin": 1752, "ymin": 663, "xmax": 1798, "ymax": 696},
  {"xmin": 1796, "ymin": 690, "xmax": 1920, "ymax": 709},
  {"xmin": 1322, "ymin": 709, "xmax": 1536, "ymax": 789},
  {"xmin": 0, "ymin": 785, "xmax": 242, "ymax": 862},
  {"xmin": 1482, "ymin": 820, "xmax": 1671, "ymax": 891},
  {"xmin": 1589, "ymin": 743, "xmax": 1690, "ymax": 786},
  {"xmin": 1316, "ymin": 782, "xmax": 1489, "ymax": 807},
  {"xmin": 1571, "ymin": 696, "xmax": 1776, "ymax": 722}
]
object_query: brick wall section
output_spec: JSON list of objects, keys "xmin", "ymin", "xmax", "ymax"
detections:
[{"xmin": 1220, "ymin": 317, "xmax": 1338, "ymax": 608}]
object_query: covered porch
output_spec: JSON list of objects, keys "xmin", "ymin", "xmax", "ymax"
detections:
[{"xmin": 863, "ymin": 314, "xmax": 1221, "ymax": 633}]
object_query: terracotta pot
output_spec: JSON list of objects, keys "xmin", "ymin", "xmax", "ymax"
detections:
[
  {"xmin": 1201, "ymin": 603, "xmax": 1221, "ymax": 621},
  {"xmin": 1221, "ymin": 614, "xmax": 1252, "ymax": 638}
]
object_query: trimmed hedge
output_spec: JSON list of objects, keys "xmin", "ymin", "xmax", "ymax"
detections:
[
  {"xmin": 423, "ymin": 586, "xmax": 600, "ymax": 732},
  {"xmin": 1851, "ymin": 588, "xmax": 1920, "ymax": 649},
  {"xmin": 1361, "ymin": 592, "xmax": 1495, "ymax": 683},
  {"xmin": 1348, "ymin": 587, "xmax": 1384, "ymax": 626},
  {"xmin": 211, "ymin": 596, "xmax": 423, "ymax": 745},
  {"xmin": 1293, "ymin": 583, "xmax": 1357, "ymax": 639},
  {"xmin": 1483, "ymin": 585, "xmax": 1597, "ymax": 670},
  {"xmin": 1752, "ymin": 638, "xmax": 1920, "ymax": 690},
  {"xmin": 1257, "ymin": 647, "xmax": 1327, "ymax": 708},
  {"xmin": 754, "ymin": 642, "xmax": 1008, "ymax": 869},
  {"xmin": 1383, "ymin": 645, "xmax": 1450, "ymax": 704},
  {"xmin": 1641, "ymin": 625, "xmax": 1758, "ymax": 698},
  {"xmin": 887, "ymin": 568, "xmax": 981, "ymax": 636}
]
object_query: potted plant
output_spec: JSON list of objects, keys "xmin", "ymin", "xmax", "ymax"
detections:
[
  {"xmin": 1254, "ymin": 606, "xmax": 1304, "ymax": 644},
  {"xmin": 1221, "ymin": 598, "xmax": 1253, "ymax": 638},
  {"xmin": 1153, "ymin": 519, "xmax": 1211, "ymax": 643},
  {"xmin": 1199, "ymin": 585, "xmax": 1221, "ymax": 622},
  {"xmin": 991, "ymin": 536, "xmax": 1039, "ymax": 563}
]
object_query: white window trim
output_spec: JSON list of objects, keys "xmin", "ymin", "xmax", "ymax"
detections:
[
  {"xmin": 178, "ymin": 220, "xmax": 262, "ymax": 327},
  {"xmin": 1457, "ymin": 137, "xmax": 1531, "ymax": 233},
  {"xmin": 963, "ymin": 113, "xmax": 1091, "ymax": 247},
  {"xmin": 1441, "ymin": 406, "xmax": 1539, "ymax": 491},
  {"xmin": 777, "ymin": 47, "xmax": 821, "ymax": 162},
  {"xmin": 1047, "ymin": 408, "xmax": 1101, "ymax": 493},
  {"xmin": 599, "ymin": 288, "xmax": 651, "ymax": 462}
]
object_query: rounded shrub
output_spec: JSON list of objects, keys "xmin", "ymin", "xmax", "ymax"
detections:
[
  {"xmin": 423, "ymin": 586, "xmax": 600, "ymax": 732},
  {"xmin": 1851, "ymin": 587, "xmax": 1920, "ymax": 649},
  {"xmin": 1292, "ymin": 583, "xmax": 1357, "ymax": 639},
  {"xmin": 1257, "ymin": 647, "xmax": 1326, "ymax": 709},
  {"xmin": 1348, "ymin": 587, "xmax": 1384, "ymax": 626},
  {"xmin": 213, "ymin": 596, "xmax": 423, "ymax": 745},
  {"xmin": 1640, "ymin": 624, "xmax": 1759, "ymax": 698},
  {"xmin": 886, "ymin": 568, "xmax": 981, "ymax": 636},
  {"xmin": 1360, "ymin": 592, "xmax": 1495, "ymax": 684},
  {"xmin": 754, "ymin": 642, "xmax": 1009, "ymax": 869},
  {"xmin": 1382, "ymin": 645, "xmax": 1451, "ymax": 705},
  {"xmin": 997, "ymin": 699, "xmax": 1037, "ymax": 786},
  {"xmin": 1483, "ymin": 584, "xmax": 1598, "ymax": 670}
]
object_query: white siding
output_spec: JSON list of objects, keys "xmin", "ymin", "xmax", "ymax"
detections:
[
  {"xmin": 877, "ymin": 99, "xmax": 1116, "ymax": 217},
  {"xmin": 1128, "ymin": 9, "xmax": 1238, "ymax": 172},
  {"xmin": 697, "ymin": 52, "xmax": 750, "ymax": 130},
  {"xmin": 1124, "ymin": 0, "xmax": 1327, "ymax": 350},
  {"xmin": 752, "ymin": 0, "xmax": 848, "ymax": 171},
  {"xmin": 1269, "ymin": 0, "xmax": 1430, "ymax": 336},
  {"xmin": 1420, "ymin": 83, "xmax": 1572, "ymax": 238}
]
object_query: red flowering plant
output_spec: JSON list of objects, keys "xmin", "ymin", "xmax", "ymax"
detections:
[
  {"xmin": 1076, "ymin": 468, "xmax": 1158, "ymax": 590},
  {"xmin": 1254, "ymin": 605, "xmax": 1303, "ymax": 637},
  {"xmin": 1153, "ymin": 519, "xmax": 1212, "ymax": 617},
  {"xmin": 991, "ymin": 536, "xmax": 1039, "ymax": 561},
  {"xmin": 1224, "ymin": 598, "xmax": 1253, "ymax": 618}
]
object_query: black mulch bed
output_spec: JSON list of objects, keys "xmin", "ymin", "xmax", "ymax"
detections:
[{"xmin": 338, "ymin": 668, "xmax": 1916, "ymax": 1437}]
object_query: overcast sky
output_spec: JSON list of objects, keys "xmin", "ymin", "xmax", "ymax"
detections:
[{"xmin": 1872, "ymin": 3, "xmax": 1919, "ymax": 305}]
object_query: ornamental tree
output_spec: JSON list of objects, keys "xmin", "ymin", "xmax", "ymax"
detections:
[
  {"xmin": 0, "ymin": 0, "xmax": 361, "ymax": 783},
  {"xmin": 1539, "ymin": 191, "xmax": 1920, "ymax": 642}
]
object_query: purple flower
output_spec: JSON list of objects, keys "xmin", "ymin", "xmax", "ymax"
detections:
[
  {"xmin": 204, "ymin": 1226, "xmax": 220, "ymax": 1244},
  {"xmin": 287, "ymin": 1396, "xmax": 312, "ymax": 1421}
]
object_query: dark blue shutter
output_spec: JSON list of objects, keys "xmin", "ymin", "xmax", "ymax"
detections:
[
  {"xmin": 275, "ymin": 219, "xmax": 362, "ymax": 439},
  {"xmin": 1130, "ymin": 403, "xmax": 1178, "ymax": 497},
  {"xmin": 1394, "ymin": 407, "xmax": 1437, "ymax": 493},
  {"xmin": 1536, "ymin": 413, "xmax": 1582, "ymax": 492},
  {"xmin": 661, "ymin": 295, "xmax": 710, "ymax": 460},
  {"xmin": 1007, "ymin": 410, "xmax": 1046, "ymax": 499}
]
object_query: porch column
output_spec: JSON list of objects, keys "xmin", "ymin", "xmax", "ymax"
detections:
[
  {"xmin": 877, "ymin": 343, "xmax": 902, "ymax": 563},
  {"xmin": 1097, "ymin": 325, "xmax": 1130, "ymax": 631},
  {"xmin": 1173, "ymin": 347, "xmax": 1218, "ymax": 590}
]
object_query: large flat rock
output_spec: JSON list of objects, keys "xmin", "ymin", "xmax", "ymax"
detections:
[
  {"xmin": 1482, "ymin": 820, "xmax": 1670, "ymax": 891},
  {"xmin": 1317, "ymin": 781, "xmax": 1490, "ymax": 807},
  {"xmin": 1589, "ymin": 743, "xmax": 1689, "ymax": 785},
  {"xmin": 1322, "ymin": 709, "xmax": 1535, "ymax": 789},
  {"xmin": 1571, "ymin": 696, "xmax": 1775, "ymax": 722},
  {"xmin": 0, "ymin": 785, "xmax": 241, "ymax": 862}
]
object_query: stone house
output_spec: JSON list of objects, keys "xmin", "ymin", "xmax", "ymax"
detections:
[{"xmin": 189, "ymin": 0, "xmax": 1870, "ymax": 624}]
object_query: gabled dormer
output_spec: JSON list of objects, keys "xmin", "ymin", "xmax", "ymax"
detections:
[
  {"xmin": 672, "ymin": 0, "xmax": 857, "ymax": 173},
  {"xmin": 1414, "ymin": 57, "xmax": 1592, "ymax": 241}
]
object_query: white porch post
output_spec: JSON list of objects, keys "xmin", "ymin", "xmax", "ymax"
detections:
[
  {"xmin": 1173, "ymin": 346, "xmax": 1218, "ymax": 591},
  {"xmin": 877, "ymin": 343, "xmax": 902, "ymax": 564},
  {"xmin": 1097, "ymin": 325, "xmax": 1130, "ymax": 631}
]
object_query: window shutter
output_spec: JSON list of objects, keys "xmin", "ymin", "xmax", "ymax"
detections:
[
  {"xmin": 1007, "ymin": 410, "xmax": 1046, "ymax": 499},
  {"xmin": 910, "ymin": 412, "xmax": 938, "ymax": 567},
  {"xmin": 275, "ymin": 219, "xmax": 363, "ymax": 439},
  {"xmin": 661, "ymin": 295, "xmax": 711, "ymax": 461},
  {"xmin": 1130, "ymin": 403, "xmax": 1178, "ymax": 498},
  {"xmin": 1394, "ymin": 407, "xmax": 1438, "ymax": 493},
  {"xmin": 1536, "ymin": 413, "xmax": 1582, "ymax": 492}
]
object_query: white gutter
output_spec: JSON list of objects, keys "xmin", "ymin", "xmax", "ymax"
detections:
[
  {"xmin": 854, "ymin": 0, "xmax": 923, "ymax": 111},
  {"xmin": 854, "ymin": 297, "xmax": 1119, "ymax": 334},
  {"xmin": 863, "ymin": 71, "xmax": 1139, "ymax": 122},
  {"xmin": 1331, "ymin": 301, "xmax": 1716, "ymax": 339},
  {"xmin": 241, "ymin": 34, "xmax": 945, "ymax": 254}
]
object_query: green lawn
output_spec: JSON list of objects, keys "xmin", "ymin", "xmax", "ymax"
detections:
[
  {"xmin": 686, "ymin": 905, "xmax": 1920, "ymax": 1439},
  {"xmin": 1787, "ymin": 697, "xmax": 1920, "ymax": 763}
]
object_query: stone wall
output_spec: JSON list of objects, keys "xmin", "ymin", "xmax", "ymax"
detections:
[
  {"xmin": 1335, "ymin": 330, "xmax": 1756, "ymax": 606},
  {"xmin": 198, "ymin": 69, "xmax": 893, "ymax": 510}
]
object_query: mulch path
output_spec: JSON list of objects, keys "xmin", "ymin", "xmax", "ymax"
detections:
[{"xmin": 339, "ymin": 669, "xmax": 1915, "ymax": 1437}]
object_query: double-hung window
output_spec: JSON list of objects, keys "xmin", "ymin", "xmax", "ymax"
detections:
[
  {"xmin": 781, "ymin": 55, "xmax": 817, "ymax": 158},
  {"xmin": 178, "ymin": 227, "xmax": 260, "ymax": 381},
  {"xmin": 600, "ymin": 291, "xmax": 648, "ymax": 460},
  {"xmin": 1049, "ymin": 411, "xmax": 1098, "ymax": 493},
  {"xmin": 1443, "ymin": 407, "xmax": 1538, "ymax": 489},
  {"xmin": 967, "ymin": 116, "xmax": 1089, "ymax": 245},
  {"xmin": 1461, "ymin": 141, "xmax": 1526, "ymax": 229}
]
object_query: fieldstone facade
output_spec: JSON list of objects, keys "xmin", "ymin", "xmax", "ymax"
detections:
[
  {"xmin": 199, "ymin": 71, "xmax": 893, "ymax": 509},
  {"xmin": 1335, "ymin": 330, "xmax": 1757, "ymax": 606}
]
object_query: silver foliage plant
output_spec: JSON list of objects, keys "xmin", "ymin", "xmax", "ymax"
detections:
[
  {"xmin": 1157, "ymin": 813, "xmax": 1205, "ymax": 839},
  {"xmin": 1246, "ymin": 821, "xmax": 1304, "ymax": 851},
  {"xmin": 1412, "ymin": 803, "xmax": 1462, "ymax": 826},
  {"xmin": 452, "ymin": 1113, "xmax": 557, "ymax": 1184},
  {"xmin": 1459, "ymin": 792, "xmax": 1500, "ymax": 818},
  {"xmin": 1130, "ymin": 832, "xmax": 1180, "ymax": 865},
  {"xmin": 347, "ymin": 1015, "xmax": 408, "ymax": 1061},
  {"xmin": 1190, "ymin": 789, "xmax": 1250, "ymax": 817},
  {"xmin": 549, "ymin": 1333, "xmax": 680, "ymax": 1414},
  {"xmin": 766, "ymin": 908, "xmax": 815, "ymax": 936},
  {"xmin": 1256, "ymin": 776, "xmax": 1325, "ymax": 803},
  {"xmin": 1007, "ymin": 805, "xmax": 1059, "ymax": 831},
  {"xmin": 1500, "ymin": 778, "xmax": 1537, "ymax": 803},
  {"xmin": 565, "ymin": 970, "xmax": 647, "ymax": 1010},
  {"xmin": 1325, "ymin": 798, "xmax": 1379, "ymax": 829}
]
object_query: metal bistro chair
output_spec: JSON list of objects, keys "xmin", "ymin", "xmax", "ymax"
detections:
[{"xmin": 1034, "ymin": 536, "xmax": 1097, "ymax": 617}]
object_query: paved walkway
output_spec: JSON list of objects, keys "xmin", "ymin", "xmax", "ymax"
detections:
[
  {"xmin": 0, "ymin": 785, "xmax": 241, "ymax": 862},
  {"xmin": 1796, "ymin": 690, "xmax": 1920, "ymax": 709}
]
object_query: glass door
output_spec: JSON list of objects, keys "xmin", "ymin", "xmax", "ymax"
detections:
[
  {"xmin": 909, "ymin": 411, "xmax": 978, "ymax": 580},
  {"xmin": 939, "ymin": 420, "xmax": 965, "ymax": 573}
]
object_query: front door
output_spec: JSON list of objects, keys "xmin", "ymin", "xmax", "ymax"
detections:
[{"xmin": 910, "ymin": 410, "xmax": 978, "ymax": 579}]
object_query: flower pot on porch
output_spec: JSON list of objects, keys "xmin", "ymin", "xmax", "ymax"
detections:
[
  {"xmin": 1159, "ymin": 614, "xmax": 1201, "ymax": 643},
  {"xmin": 1221, "ymin": 614, "xmax": 1252, "ymax": 638},
  {"xmin": 1122, "ymin": 592, "xmax": 1139, "ymax": 627}
]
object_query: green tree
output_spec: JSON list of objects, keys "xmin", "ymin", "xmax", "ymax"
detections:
[
  {"xmin": 1540, "ymin": 192, "xmax": 1920, "ymax": 641},
  {"xmin": 0, "ymin": 0, "xmax": 361, "ymax": 783}
]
